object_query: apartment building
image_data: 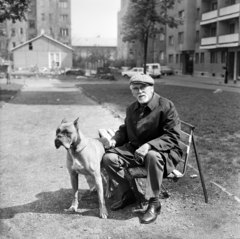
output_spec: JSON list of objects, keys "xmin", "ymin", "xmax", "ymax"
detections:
[
  {"xmin": 199, "ymin": 0, "xmax": 240, "ymax": 81},
  {"xmin": 117, "ymin": 0, "xmax": 240, "ymax": 81},
  {"xmin": 0, "ymin": 0, "xmax": 71, "ymax": 60},
  {"xmin": 117, "ymin": 0, "xmax": 131, "ymax": 62}
]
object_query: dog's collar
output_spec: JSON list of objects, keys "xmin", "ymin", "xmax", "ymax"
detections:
[
  {"xmin": 71, "ymin": 137, "xmax": 89, "ymax": 153},
  {"xmin": 74, "ymin": 143, "xmax": 87, "ymax": 153}
]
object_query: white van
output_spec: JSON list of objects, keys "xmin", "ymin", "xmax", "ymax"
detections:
[{"xmin": 146, "ymin": 63, "xmax": 161, "ymax": 78}]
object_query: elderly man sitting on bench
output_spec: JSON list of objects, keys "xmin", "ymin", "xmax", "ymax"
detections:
[{"xmin": 102, "ymin": 73, "xmax": 183, "ymax": 224}]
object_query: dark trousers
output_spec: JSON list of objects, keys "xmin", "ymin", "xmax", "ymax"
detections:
[{"xmin": 102, "ymin": 150, "xmax": 165, "ymax": 199}]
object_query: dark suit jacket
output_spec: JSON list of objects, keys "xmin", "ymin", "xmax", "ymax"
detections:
[{"xmin": 109, "ymin": 93, "xmax": 183, "ymax": 175}]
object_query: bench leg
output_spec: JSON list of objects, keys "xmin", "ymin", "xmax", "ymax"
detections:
[{"xmin": 192, "ymin": 134, "xmax": 208, "ymax": 203}]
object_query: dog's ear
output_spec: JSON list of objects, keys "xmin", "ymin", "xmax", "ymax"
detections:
[
  {"xmin": 61, "ymin": 118, "xmax": 68, "ymax": 124},
  {"xmin": 73, "ymin": 117, "xmax": 79, "ymax": 129}
]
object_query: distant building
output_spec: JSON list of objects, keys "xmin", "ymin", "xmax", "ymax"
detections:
[
  {"xmin": 72, "ymin": 37, "xmax": 117, "ymax": 68},
  {"xmin": 0, "ymin": 0, "xmax": 71, "ymax": 60},
  {"xmin": 117, "ymin": 0, "xmax": 240, "ymax": 81},
  {"xmin": 11, "ymin": 34, "xmax": 73, "ymax": 70}
]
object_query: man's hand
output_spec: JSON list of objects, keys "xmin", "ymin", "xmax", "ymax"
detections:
[
  {"xmin": 104, "ymin": 139, "xmax": 116, "ymax": 149},
  {"xmin": 134, "ymin": 143, "xmax": 151, "ymax": 164}
]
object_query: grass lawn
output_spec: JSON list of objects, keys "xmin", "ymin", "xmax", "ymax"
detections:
[
  {"xmin": 80, "ymin": 82, "xmax": 240, "ymax": 193},
  {"xmin": 0, "ymin": 83, "xmax": 23, "ymax": 107}
]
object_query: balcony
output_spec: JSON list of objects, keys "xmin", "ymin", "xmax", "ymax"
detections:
[
  {"xmin": 201, "ymin": 37, "xmax": 217, "ymax": 46},
  {"xmin": 201, "ymin": 10, "xmax": 218, "ymax": 25},
  {"xmin": 219, "ymin": 3, "xmax": 240, "ymax": 17},
  {"xmin": 219, "ymin": 33, "xmax": 239, "ymax": 44}
]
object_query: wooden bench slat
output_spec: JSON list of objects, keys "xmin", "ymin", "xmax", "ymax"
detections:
[
  {"xmin": 180, "ymin": 130, "xmax": 191, "ymax": 143},
  {"xmin": 107, "ymin": 129, "xmax": 116, "ymax": 137},
  {"xmin": 179, "ymin": 141, "xmax": 190, "ymax": 155},
  {"xmin": 98, "ymin": 129, "xmax": 112, "ymax": 140}
]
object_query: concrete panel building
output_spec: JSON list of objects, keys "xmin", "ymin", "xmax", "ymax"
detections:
[
  {"xmin": 199, "ymin": 0, "xmax": 240, "ymax": 81},
  {"xmin": 117, "ymin": 0, "xmax": 240, "ymax": 82}
]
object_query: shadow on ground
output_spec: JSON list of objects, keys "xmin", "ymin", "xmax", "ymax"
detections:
[{"xmin": 0, "ymin": 188, "xmax": 134, "ymax": 221}]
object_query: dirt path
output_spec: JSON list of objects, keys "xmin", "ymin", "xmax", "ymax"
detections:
[{"xmin": 0, "ymin": 81, "xmax": 239, "ymax": 239}]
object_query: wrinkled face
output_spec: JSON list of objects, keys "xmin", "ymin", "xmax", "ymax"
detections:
[
  {"xmin": 130, "ymin": 83, "xmax": 154, "ymax": 104},
  {"xmin": 55, "ymin": 119, "xmax": 79, "ymax": 149}
]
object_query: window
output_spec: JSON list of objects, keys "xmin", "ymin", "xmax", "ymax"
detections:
[
  {"xmin": 230, "ymin": 23, "xmax": 235, "ymax": 34},
  {"xmin": 49, "ymin": 28, "xmax": 53, "ymax": 35},
  {"xmin": 180, "ymin": 54, "xmax": 183, "ymax": 63},
  {"xmin": 169, "ymin": 54, "xmax": 173, "ymax": 63},
  {"xmin": 49, "ymin": 14, "xmax": 52, "ymax": 21},
  {"xmin": 159, "ymin": 51, "xmax": 164, "ymax": 60},
  {"xmin": 59, "ymin": 0, "xmax": 68, "ymax": 8},
  {"xmin": 49, "ymin": 52, "xmax": 61, "ymax": 68},
  {"xmin": 19, "ymin": 28, "xmax": 23, "ymax": 34},
  {"xmin": 29, "ymin": 20, "xmax": 35, "ymax": 28},
  {"xmin": 41, "ymin": 13, "xmax": 45, "ymax": 21},
  {"xmin": 210, "ymin": 52, "xmax": 217, "ymax": 63},
  {"xmin": 210, "ymin": 23, "xmax": 216, "ymax": 36},
  {"xmin": 29, "ymin": 42, "xmax": 33, "ymax": 50},
  {"xmin": 230, "ymin": 0, "xmax": 236, "ymax": 5},
  {"xmin": 196, "ymin": 31, "xmax": 199, "ymax": 42},
  {"xmin": 196, "ymin": 8, "xmax": 200, "ymax": 19},
  {"xmin": 169, "ymin": 36, "xmax": 173, "ymax": 46},
  {"xmin": 221, "ymin": 51, "xmax": 226, "ymax": 63},
  {"xmin": 178, "ymin": 32, "xmax": 183, "ymax": 43},
  {"xmin": 11, "ymin": 28, "xmax": 15, "ymax": 36},
  {"xmin": 159, "ymin": 33, "xmax": 164, "ymax": 41},
  {"xmin": 60, "ymin": 14, "xmax": 68, "ymax": 22},
  {"xmin": 176, "ymin": 54, "xmax": 179, "ymax": 63},
  {"xmin": 12, "ymin": 42, "xmax": 16, "ymax": 48},
  {"xmin": 200, "ymin": 53, "xmax": 204, "ymax": 63},
  {"xmin": 195, "ymin": 53, "xmax": 199, "ymax": 63},
  {"xmin": 212, "ymin": 2, "xmax": 217, "ymax": 10},
  {"xmin": 60, "ymin": 28, "xmax": 68, "ymax": 36},
  {"xmin": 179, "ymin": 10, "xmax": 184, "ymax": 18}
]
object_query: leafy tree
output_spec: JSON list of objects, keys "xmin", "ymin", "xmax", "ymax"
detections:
[
  {"xmin": 121, "ymin": 0, "xmax": 183, "ymax": 73},
  {"xmin": 0, "ymin": 0, "xmax": 30, "ymax": 23}
]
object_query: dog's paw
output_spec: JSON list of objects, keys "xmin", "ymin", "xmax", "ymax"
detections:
[
  {"xmin": 105, "ymin": 190, "xmax": 113, "ymax": 198},
  {"xmin": 64, "ymin": 205, "xmax": 78, "ymax": 212},
  {"xmin": 105, "ymin": 186, "xmax": 114, "ymax": 198},
  {"xmin": 99, "ymin": 208, "xmax": 108, "ymax": 219}
]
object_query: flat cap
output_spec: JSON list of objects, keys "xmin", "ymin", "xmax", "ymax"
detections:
[{"xmin": 129, "ymin": 73, "xmax": 154, "ymax": 85}]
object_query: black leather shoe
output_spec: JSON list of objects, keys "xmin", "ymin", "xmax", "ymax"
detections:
[
  {"xmin": 140, "ymin": 203, "xmax": 161, "ymax": 224},
  {"xmin": 111, "ymin": 190, "xmax": 136, "ymax": 211}
]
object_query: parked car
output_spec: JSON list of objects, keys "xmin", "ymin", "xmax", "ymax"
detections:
[
  {"xmin": 121, "ymin": 67, "xmax": 149, "ymax": 78},
  {"xmin": 161, "ymin": 66, "xmax": 174, "ymax": 75},
  {"xmin": 65, "ymin": 68, "xmax": 85, "ymax": 76},
  {"xmin": 146, "ymin": 63, "xmax": 161, "ymax": 78}
]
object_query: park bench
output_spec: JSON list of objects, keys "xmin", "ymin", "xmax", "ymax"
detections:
[{"xmin": 99, "ymin": 120, "xmax": 208, "ymax": 209}]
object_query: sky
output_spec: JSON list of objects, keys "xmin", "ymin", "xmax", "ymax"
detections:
[{"xmin": 71, "ymin": 0, "xmax": 121, "ymax": 39}]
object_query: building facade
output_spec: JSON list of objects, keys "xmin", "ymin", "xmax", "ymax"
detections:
[
  {"xmin": 117, "ymin": 0, "xmax": 240, "ymax": 81},
  {"xmin": 0, "ymin": 0, "xmax": 71, "ymax": 60},
  {"xmin": 72, "ymin": 38, "xmax": 117, "ymax": 69},
  {"xmin": 199, "ymin": 0, "xmax": 240, "ymax": 81}
]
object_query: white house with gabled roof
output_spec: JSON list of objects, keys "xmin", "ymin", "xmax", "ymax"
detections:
[{"xmin": 11, "ymin": 33, "xmax": 73, "ymax": 70}]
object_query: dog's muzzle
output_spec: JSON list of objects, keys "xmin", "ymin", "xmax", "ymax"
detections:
[{"xmin": 55, "ymin": 138, "xmax": 62, "ymax": 149}]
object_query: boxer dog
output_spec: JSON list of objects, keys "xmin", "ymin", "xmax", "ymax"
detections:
[{"xmin": 54, "ymin": 118, "xmax": 112, "ymax": 219}]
